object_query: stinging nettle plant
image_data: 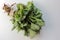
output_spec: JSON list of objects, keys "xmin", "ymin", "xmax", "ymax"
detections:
[{"xmin": 3, "ymin": 1, "xmax": 44, "ymax": 38}]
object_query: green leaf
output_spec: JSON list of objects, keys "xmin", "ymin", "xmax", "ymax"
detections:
[
  {"xmin": 28, "ymin": 29, "xmax": 37, "ymax": 38},
  {"xmin": 17, "ymin": 4, "xmax": 24, "ymax": 10},
  {"xmin": 36, "ymin": 19, "xmax": 44, "ymax": 26},
  {"xmin": 12, "ymin": 21, "xmax": 18, "ymax": 30},
  {"xmin": 31, "ymin": 23, "xmax": 40, "ymax": 30},
  {"xmin": 16, "ymin": 26, "xmax": 21, "ymax": 32}
]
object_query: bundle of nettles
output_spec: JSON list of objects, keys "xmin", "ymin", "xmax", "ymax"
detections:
[{"xmin": 11, "ymin": 2, "xmax": 44, "ymax": 37}]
